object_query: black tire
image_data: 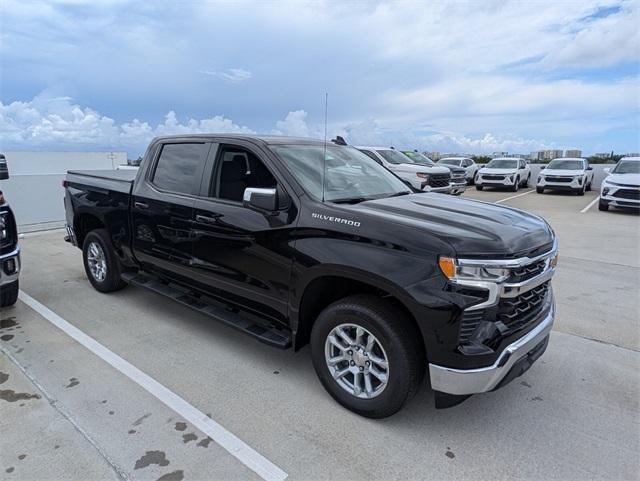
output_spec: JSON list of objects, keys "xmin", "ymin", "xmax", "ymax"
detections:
[
  {"xmin": 598, "ymin": 200, "xmax": 609, "ymax": 211},
  {"xmin": 576, "ymin": 185, "xmax": 586, "ymax": 196},
  {"xmin": 82, "ymin": 229, "xmax": 127, "ymax": 293},
  {"xmin": 310, "ymin": 295, "xmax": 425, "ymax": 418},
  {"xmin": 475, "ymin": 184, "xmax": 484, "ymax": 191},
  {"xmin": 536, "ymin": 187, "xmax": 544, "ymax": 194},
  {"xmin": 586, "ymin": 182, "xmax": 592, "ymax": 192},
  {"xmin": 0, "ymin": 280, "xmax": 19, "ymax": 307},
  {"xmin": 511, "ymin": 178, "xmax": 519, "ymax": 192},
  {"xmin": 523, "ymin": 174, "xmax": 530, "ymax": 187}
]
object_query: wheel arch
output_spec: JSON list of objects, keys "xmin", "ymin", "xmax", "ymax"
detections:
[
  {"xmin": 73, "ymin": 211, "xmax": 106, "ymax": 247},
  {"xmin": 292, "ymin": 267, "xmax": 424, "ymax": 352}
]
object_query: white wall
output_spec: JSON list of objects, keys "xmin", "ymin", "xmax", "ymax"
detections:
[{"xmin": 0, "ymin": 152, "xmax": 127, "ymax": 232}]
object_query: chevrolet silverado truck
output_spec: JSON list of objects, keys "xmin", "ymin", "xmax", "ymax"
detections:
[
  {"xmin": 0, "ymin": 154, "xmax": 20, "ymax": 307},
  {"xmin": 64, "ymin": 135, "xmax": 558, "ymax": 418}
]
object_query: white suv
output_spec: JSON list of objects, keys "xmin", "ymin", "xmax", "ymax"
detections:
[
  {"xmin": 437, "ymin": 157, "xmax": 479, "ymax": 184},
  {"xmin": 356, "ymin": 147, "xmax": 452, "ymax": 193},
  {"xmin": 476, "ymin": 158, "xmax": 531, "ymax": 192},
  {"xmin": 599, "ymin": 157, "xmax": 640, "ymax": 211},
  {"xmin": 536, "ymin": 158, "xmax": 594, "ymax": 195}
]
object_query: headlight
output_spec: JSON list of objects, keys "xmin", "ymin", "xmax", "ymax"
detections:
[
  {"xmin": 0, "ymin": 214, "xmax": 6, "ymax": 241},
  {"xmin": 416, "ymin": 173, "xmax": 430, "ymax": 179},
  {"xmin": 438, "ymin": 256, "xmax": 510, "ymax": 282},
  {"xmin": 602, "ymin": 187, "xmax": 610, "ymax": 196},
  {"xmin": 538, "ymin": 176, "xmax": 543, "ymax": 182}
]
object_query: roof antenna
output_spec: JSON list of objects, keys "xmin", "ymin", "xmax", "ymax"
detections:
[{"xmin": 322, "ymin": 92, "xmax": 328, "ymax": 202}]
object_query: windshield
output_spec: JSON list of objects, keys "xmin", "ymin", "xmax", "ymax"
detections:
[
  {"xmin": 377, "ymin": 149, "xmax": 414, "ymax": 165},
  {"xmin": 486, "ymin": 158, "xmax": 518, "ymax": 169},
  {"xmin": 272, "ymin": 145, "xmax": 410, "ymax": 202},
  {"xmin": 438, "ymin": 158, "xmax": 463, "ymax": 166},
  {"xmin": 612, "ymin": 160, "xmax": 640, "ymax": 174},
  {"xmin": 547, "ymin": 159, "xmax": 584, "ymax": 170},
  {"xmin": 402, "ymin": 151, "xmax": 435, "ymax": 166}
]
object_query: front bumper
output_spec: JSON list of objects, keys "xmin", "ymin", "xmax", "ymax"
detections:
[
  {"xmin": 476, "ymin": 175, "xmax": 516, "ymax": 186},
  {"xmin": 0, "ymin": 246, "xmax": 20, "ymax": 287},
  {"xmin": 429, "ymin": 300, "xmax": 554, "ymax": 395},
  {"xmin": 449, "ymin": 181, "xmax": 467, "ymax": 195},
  {"xmin": 538, "ymin": 176, "xmax": 584, "ymax": 190},
  {"xmin": 600, "ymin": 186, "xmax": 640, "ymax": 209}
]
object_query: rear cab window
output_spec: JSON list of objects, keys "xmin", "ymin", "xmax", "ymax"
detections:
[{"xmin": 151, "ymin": 143, "xmax": 209, "ymax": 195}]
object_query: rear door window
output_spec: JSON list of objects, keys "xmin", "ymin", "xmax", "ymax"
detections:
[{"xmin": 152, "ymin": 143, "xmax": 209, "ymax": 195}]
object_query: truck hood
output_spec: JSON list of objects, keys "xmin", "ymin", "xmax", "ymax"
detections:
[
  {"xmin": 347, "ymin": 193, "xmax": 554, "ymax": 257},
  {"xmin": 604, "ymin": 173, "xmax": 640, "ymax": 186},
  {"xmin": 542, "ymin": 169, "xmax": 584, "ymax": 176},
  {"xmin": 391, "ymin": 164, "xmax": 450, "ymax": 175}
]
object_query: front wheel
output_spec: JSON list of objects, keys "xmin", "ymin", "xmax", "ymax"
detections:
[
  {"xmin": 476, "ymin": 184, "xmax": 484, "ymax": 191},
  {"xmin": 599, "ymin": 200, "xmax": 609, "ymax": 211},
  {"xmin": 511, "ymin": 178, "xmax": 520, "ymax": 192},
  {"xmin": 536, "ymin": 187, "xmax": 544, "ymax": 194},
  {"xmin": 310, "ymin": 295, "xmax": 425, "ymax": 418},
  {"xmin": 82, "ymin": 229, "xmax": 127, "ymax": 293},
  {"xmin": 0, "ymin": 280, "xmax": 19, "ymax": 307},
  {"xmin": 586, "ymin": 181, "xmax": 592, "ymax": 191}
]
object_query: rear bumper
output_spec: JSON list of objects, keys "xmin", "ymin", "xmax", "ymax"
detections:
[
  {"xmin": 428, "ymin": 301, "xmax": 554, "ymax": 395},
  {"xmin": 0, "ymin": 247, "xmax": 20, "ymax": 287}
]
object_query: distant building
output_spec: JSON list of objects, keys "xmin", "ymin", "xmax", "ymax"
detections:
[
  {"xmin": 623, "ymin": 153, "xmax": 640, "ymax": 158},
  {"xmin": 530, "ymin": 151, "xmax": 545, "ymax": 161},
  {"xmin": 492, "ymin": 151, "xmax": 509, "ymax": 158},
  {"xmin": 565, "ymin": 149, "xmax": 582, "ymax": 158},
  {"xmin": 424, "ymin": 151, "xmax": 441, "ymax": 160},
  {"xmin": 593, "ymin": 153, "xmax": 611, "ymax": 159}
]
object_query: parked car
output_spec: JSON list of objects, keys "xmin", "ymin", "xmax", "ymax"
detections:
[
  {"xmin": 355, "ymin": 146, "xmax": 452, "ymax": 194},
  {"xmin": 64, "ymin": 134, "xmax": 557, "ymax": 418},
  {"xmin": 536, "ymin": 158, "xmax": 593, "ymax": 195},
  {"xmin": 599, "ymin": 157, "xmax": 640, "ymax": 211},
  {"xmin": 437, "ymin": 157, "xmax": 479, "ymax": 184},
  {"xmin": 401, "ymin": 151, "xmax": 466, "ymax": 195},
  {"xmin": 476, "ymin": 158, "xmax": 531, "ymax": 192},
  {"xmin": 0, "ymin": 154, "xmax": 20, "ymax": 307}
]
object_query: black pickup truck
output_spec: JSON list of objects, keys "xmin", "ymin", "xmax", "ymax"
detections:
[
  {"xmin": 64, "ymin": 135, "xmax": 557, "ymax": 417},
  {"xmin": 0, "ymin": 154, "xmax": 20, "ymax": 308}
]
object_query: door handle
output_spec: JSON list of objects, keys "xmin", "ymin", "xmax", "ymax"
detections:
[
  {"xmin": 195, "ymin": 214, "xmax": 220, "ymax": 224},
  {"xmin": 134, "ymin": 201, "xmax": 149, "ymax": 209}
]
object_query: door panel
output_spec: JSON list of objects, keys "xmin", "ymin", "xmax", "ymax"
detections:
[{"xmin": 131, "ymin": 141, "xmax": 210, "ymax": 278}]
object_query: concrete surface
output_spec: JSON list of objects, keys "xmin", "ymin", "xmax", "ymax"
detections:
[{"xmin": 1, "ymin": 188, "xmax": 639, "ymax": 481}]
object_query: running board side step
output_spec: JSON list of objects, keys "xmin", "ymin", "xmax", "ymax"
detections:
[{"xmin": 121, "ymin": 272, "xmax": 291, "ymax": 349}]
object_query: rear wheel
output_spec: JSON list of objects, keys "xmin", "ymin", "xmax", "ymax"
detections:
[
  {"xmin": 310, "ymin": 295, "xmax": 425, "ymax": 418},
  {"xmin": 0, "ymin": 280, "xmax": 19, "ymax": 307},
  {"xmin": 82, "ymin": 229, "xmax": 127, "ymax": 293},
  {"xmin": 586, "ymin": 181, "xmax": 592, "ymax": 191},
  {"xmin": 523, "ymin": 174, "xmax": 530, "ymax": 187}
]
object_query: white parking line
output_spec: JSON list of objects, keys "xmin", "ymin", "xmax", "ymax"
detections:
[
  {"xmin": 17, "ymin": 290, "xmax": 288, "ymax": 481},
  {"xmin": 494, "ymin": 189, "xmax": 535, "ymax": 204},
  {"xmin": 580, "ymin": 196, "xmax": 601, "ymax": 213}
]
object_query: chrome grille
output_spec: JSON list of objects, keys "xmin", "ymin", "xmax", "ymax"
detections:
[{"xmin": 497, "ymin": 281, "xmax": 550, "ymax": 332}]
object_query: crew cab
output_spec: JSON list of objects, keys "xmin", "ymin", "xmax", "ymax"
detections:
[
  {"xmin": 355, "ymin": 146, "xmax": 452, "ymax": 194},
  {"xmin": 64, "ymin": 135, "xmax": 557, "ymax": 418},
  {"xmin": 401, "ymin": 150, "xmax": 467, "ymax": 195},
  {"xmin": 437, "ymin": 157, "xmax": 479, "ymax": 184},
  {"xmin": 476, "ymin": 157, "xmax": 531, "ymax": 192},
  {"xmin": 599, "ymin": 157, "xmax": 640, "ymax": 211},
  {"xmin": 536, "ymin": 158, "xmax": 593, "ymax": 195},
  {"xmin": 0, "ymin": 154, "xmax": 20, "ymax": 307}
]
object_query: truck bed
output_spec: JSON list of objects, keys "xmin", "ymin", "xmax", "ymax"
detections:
[{"xmin": 66, "ymin": 169, "xmax": 136, "ymax": 194}]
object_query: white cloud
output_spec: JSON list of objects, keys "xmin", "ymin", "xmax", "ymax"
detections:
[
  {"xmin": 273, "ymin": 110, "xmax": 313, "ymax": 137},
  {"xmin": 199, "ymin": 68, "xmax": 253, "ymax": 83}
]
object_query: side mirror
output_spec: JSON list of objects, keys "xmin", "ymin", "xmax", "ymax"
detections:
[
  {"xmin": 540, "ymin": 165, "xmax": 546, "ymax": 169},
  {"xmin": 0, "ymin": 155, "xmax": 9, "ymax": 180},
  {"xmin": 603, "ymin": 168, "xmax": 610, "ymax": 173},
  {"xmin": 587, "ymin": 166, "xmax": 593, "ymax": 170},
  {"xmin": 243, "ymin": 187, "xmax": 278, "ymax": 212}
]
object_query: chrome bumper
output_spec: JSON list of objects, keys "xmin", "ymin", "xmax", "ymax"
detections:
[
  {"xmin": 0, "ymin": 246, "xmax": 20, "ymax": 287},
  {"xmin": 429, "ymin": 300, "xmax": 554, "ymax": 395}
]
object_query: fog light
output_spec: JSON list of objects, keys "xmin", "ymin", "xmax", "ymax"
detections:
[{"xmin": 3, "ymin": 257, "xmax": 17, "ymax": 275}]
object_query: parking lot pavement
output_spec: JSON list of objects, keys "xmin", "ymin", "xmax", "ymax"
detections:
[{"xmin": 2, "ymin": 191, "xmax": 639, "ymax": 481}]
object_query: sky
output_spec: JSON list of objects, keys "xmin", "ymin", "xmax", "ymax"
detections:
[{"xmin": 1, "ymin": 0, "xmax": 639, "ymax": 157}]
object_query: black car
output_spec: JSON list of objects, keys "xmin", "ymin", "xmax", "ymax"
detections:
[{"xmin": 64, "ymin": 135, "xmax": 557, "ymax": 417}]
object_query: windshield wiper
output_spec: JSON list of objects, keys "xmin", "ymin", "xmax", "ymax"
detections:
[
  {"xmin": 331, "ymin": 191, "xmax": 411, "ymax": 204},
  {"xmin": 385, "ymin": 191, "xmax": 412, "ymax": 198}
]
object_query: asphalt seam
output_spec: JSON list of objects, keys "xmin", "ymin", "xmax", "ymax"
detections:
[
  {"xmin": 555, "ymin": 330, "xmax": 640, "ymax": 353},
  {"xmin": 0, "ymin": 346, "xmax": 131, "ymax": 481}
]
